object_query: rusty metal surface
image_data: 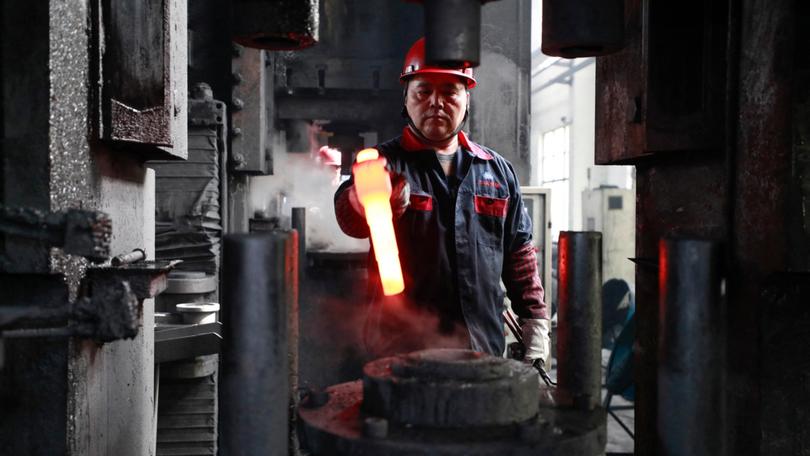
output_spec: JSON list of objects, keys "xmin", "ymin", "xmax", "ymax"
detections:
[
  {"xmin": 594, "ymin": 0, "xmax": 645, "ymax": 165},
  {"xmin": 362, "ymin": 349, "xmax": 539, "ymax": 428},
  {"xmin": 232, "ymin": 0, "xmax": 319, "ymax": 50},
  {"xmin": 299, "ymin": 350, "xmax": 606, "ymax": 455},
  {"xmin": 594, "ymin": 0, "xmax": 727, "ymax": 165},
  {"xmin": 230, "ymin": 46, "xmax": 270, "ymax": 174},
  {"xmin": 730, "ymin": 1, "xmax": 794, "ymax": 454},
  {"xmin": 633, "ymin": 160, "xmax": 727, "ymax": 455}
]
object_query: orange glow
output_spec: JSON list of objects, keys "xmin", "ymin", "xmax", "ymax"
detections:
[{"xmin": 354, "ymin": 148, "xmax": 405, "ymax": 296}]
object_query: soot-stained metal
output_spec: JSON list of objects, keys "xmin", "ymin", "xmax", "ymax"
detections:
[
  {"xmin": 232, "ymin": 0, "xmax": 319, "ymax": 50},
  {"xmin": 299, "ymin": 348, "xmax": 606, "ymax": 455},
  {"xmin": 0, "ymin": 278, "xmax": 142, "ymax": 343},
  {"xmin": 363, "ymin": 349, "xmax": 539, "ymax": 427},
  {"xmin": 0, "ymin": 206, "xmax": 112, "ymax": 264},
  {"xmin": 541, "ymin": 0, "xmax": 624, "ymax": 58},
  {"xmin": 423, "ymin": 0, "xmax": 483, "ymax": 68}
]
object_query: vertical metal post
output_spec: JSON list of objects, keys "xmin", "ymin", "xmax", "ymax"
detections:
[
  {"xmin": 423, "ymin": 0, "xmax": 482, "ymax": 68},
  {"xmin": 220, "ymin": 233, "xmax": 293, "ymax": 455},
  {"xmin": 658, "ymin": 238, "xmax": 724, "ymax": 456},
  {"xmin": 288, "ymin": 209, "xmax": 305, "ymax": 452},
  {"xmin": 284, "ymin": 229, "xmax": 301, "ymax": 454},
  {"xmin": 291, "ymin": 207, "xmax": 306, "ymax": 281},
  {"xmin": 556, "ymin": 231, "xmax": 603, "ymax": 410}
]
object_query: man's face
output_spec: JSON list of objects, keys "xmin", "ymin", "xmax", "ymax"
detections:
[{"xmin": 405, "ymin": 74, "xmax": 470, "ymax": 142}]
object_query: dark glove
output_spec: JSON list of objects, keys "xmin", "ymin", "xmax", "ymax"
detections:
[{"xmin": 389, "ymin": 172, "xmax": 410, "ymax": 219}]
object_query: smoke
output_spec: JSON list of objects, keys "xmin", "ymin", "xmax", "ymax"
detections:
[
  {"xmin": 300, "ymin": 286, "xmax": 472, "ymax": 388},
  {"xmin": 352, "ymin": 293, "xmax": 471, "ymax": 359},
  {"xmin": 250, "ymin": 150, "xmax": 368, "ymax": 252}
]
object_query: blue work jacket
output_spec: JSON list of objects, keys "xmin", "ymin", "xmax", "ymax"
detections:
[{"xmin": 334, "ymin": 129, "xmax": 547, "ymax": 356}]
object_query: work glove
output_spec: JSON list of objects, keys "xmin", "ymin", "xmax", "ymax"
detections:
[
  {"xmin": 520, "ymin": 318, "xmax": 551, "ymax": 367},
  {"xmin": 389, "ymin": 172, "xmax": 410, "ymax": 219},
  {"xmin": 346, "ymin": 164, "xmax": 410, "ymax": 219}
]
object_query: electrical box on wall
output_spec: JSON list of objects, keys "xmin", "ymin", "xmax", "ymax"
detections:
[
  {"xmin": 520, "ymin": 187, "xmax": 552, "ymax": 309},
  {"xmin": 595, "ymin": 0, "xmax": 727, "ymax": 164},
  {"xmin": 581, "ymin": 186, "xmax": 635, "ymax": 286}
]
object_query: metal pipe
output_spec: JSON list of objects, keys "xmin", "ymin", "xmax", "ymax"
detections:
[
  {"xmin": 556, "ymin": 231, "xmax": 602, "ymax": 410},
  {"xmin": 423, "ymin": 0, "xmax": 481, "ymax": 68},
  {"xmin": 658, "ymin": 238, "xmax": 724, "ymax": 456},
  {"xmin": 291, "ymin": 207, "xmax": 306, "ymax": 281},
  {"xmin": 110, "ymin": 248, "xmax": 146, "ymax": 266},
  {"xmin": 219, "ymin": 233, "xmax": 293, "ymax": 454},
  {"xmin": 283, "ymin": 229, "xmax": 301, "ymax": 452}
]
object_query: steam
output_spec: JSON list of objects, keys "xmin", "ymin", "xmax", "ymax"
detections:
[
  {"xmin": 300, "ymin": 289, "xmax": 472, "ymax": 387},
  {"xmin": 250, "ymin": 150, "xmax": 369, "ymax": 252},
  {"xmin": 361, "ymin": 293, "xmax": 471, "ymax": 358}
]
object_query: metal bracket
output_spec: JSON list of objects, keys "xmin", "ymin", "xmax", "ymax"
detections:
[
  {"xmin": 0, "ymin": 280, "xmax": 138, "ymax": 342},
  {"xmin": 0, "ymin": 205, "xmax": 112, "ymax": 263},
  {"xmin": 0, "ymin": 260, "xmax": 179, "ymax": 342}
]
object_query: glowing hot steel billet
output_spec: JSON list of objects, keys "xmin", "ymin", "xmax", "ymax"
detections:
[{"xmin": 354, "ymin": 148, "xmax": 405, "ymax": 296}]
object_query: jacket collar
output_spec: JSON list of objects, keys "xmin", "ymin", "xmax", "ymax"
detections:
[{"xmin": 400, "ymin": 127, "xmax": 493, "ymax": 160}]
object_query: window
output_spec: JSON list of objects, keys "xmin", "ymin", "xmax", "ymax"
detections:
[
  {"xmin": 608, "ymin": 196, "xmax": 623, "ymax": 210},
  {"xmin": 539, "ymin": 126, "xmax": 570, "ymax": 240},
  {"xmin": 541, "ymin": 126, "xmax": 569, "ymax": 183}
]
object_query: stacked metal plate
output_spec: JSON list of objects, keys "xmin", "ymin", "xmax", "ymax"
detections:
[
  {"xmin": 152, "ymin": 123, "xmax": 222, "ymax": 275},
  {"xmin": 156, "ymin": 356, "xmax": 219, "ymax": 456}
]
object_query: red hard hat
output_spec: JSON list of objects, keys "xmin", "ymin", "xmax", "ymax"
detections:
[{"xmin": 399, "ymin": 38, "xmax": 477, "ymax": 89}]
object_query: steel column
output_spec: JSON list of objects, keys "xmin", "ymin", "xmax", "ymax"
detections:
[
  {"xmin": 219, "ymin": 232, "xmax": 295, "ymax": 454},
  {"xmin": 556, "ymin": 231, "xmax": 602, "ymax": 409},
  {"xmin": 291, "ymin": 207, "xmax": 306, "ymax": 281},
  {"xmin": 423, "ymin": 0, "xmax": 481, "ymax": 68},
  {"xmin": 657, "ymin": 238, "xmax": 724, "ymax": 456}
]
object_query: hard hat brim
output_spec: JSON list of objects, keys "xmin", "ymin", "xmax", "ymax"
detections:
[{"xmin": 399, "ymin": 68, "xmax": 477, "ymax": 89}]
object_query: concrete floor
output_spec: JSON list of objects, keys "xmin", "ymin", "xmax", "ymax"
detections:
[{"xmin": 603, "ymin": 391, "xmax": 635, "ymax": 454}]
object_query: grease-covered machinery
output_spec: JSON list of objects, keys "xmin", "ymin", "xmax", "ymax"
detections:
[{"xmin": 299, "ymin": 348, "xmax": 606, "ymax": 455}]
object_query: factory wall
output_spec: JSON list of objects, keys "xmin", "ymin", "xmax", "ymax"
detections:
[{"xmin": 1, "ymin": 0, "xmax": 187, "ymax": 453}]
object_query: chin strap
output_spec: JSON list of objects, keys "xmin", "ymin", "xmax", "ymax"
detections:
[{"xmin": 401, "ymin": 105, "xmax": 469, "ymax": 146}]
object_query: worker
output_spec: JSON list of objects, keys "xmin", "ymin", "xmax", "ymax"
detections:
[
  {"xmin": 334, "ymin": 37, "xmax": 549, "ymax": 365},
  {"xmin": 316, "ymin": 145, "xmax": 343, "ymax": 186}
]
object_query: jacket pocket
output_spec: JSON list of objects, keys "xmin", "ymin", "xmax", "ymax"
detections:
[
  {"xmin": 474, "ymin": 195, "xmax": 508, "ymax": 217},
  {"xmin": 410, "ymin": 193, "xmax": 433, "ymax": 211}
]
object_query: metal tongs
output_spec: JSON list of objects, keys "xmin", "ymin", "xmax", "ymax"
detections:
[{"xmin": 503, "ymin": 308, "xmax": 556, "ymax": 387}]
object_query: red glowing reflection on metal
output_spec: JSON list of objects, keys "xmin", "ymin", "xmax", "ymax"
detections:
[
  {"xmin": 659, "ymin": 239, "xmax": 668, "ymax": 311},
  {"xmin": 557, "ymin": 234, "xmax": 569, "ymax": 311},
  {"xmin": 354, "ymin": 148, "xmax": 405, "ymax": 296}
]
